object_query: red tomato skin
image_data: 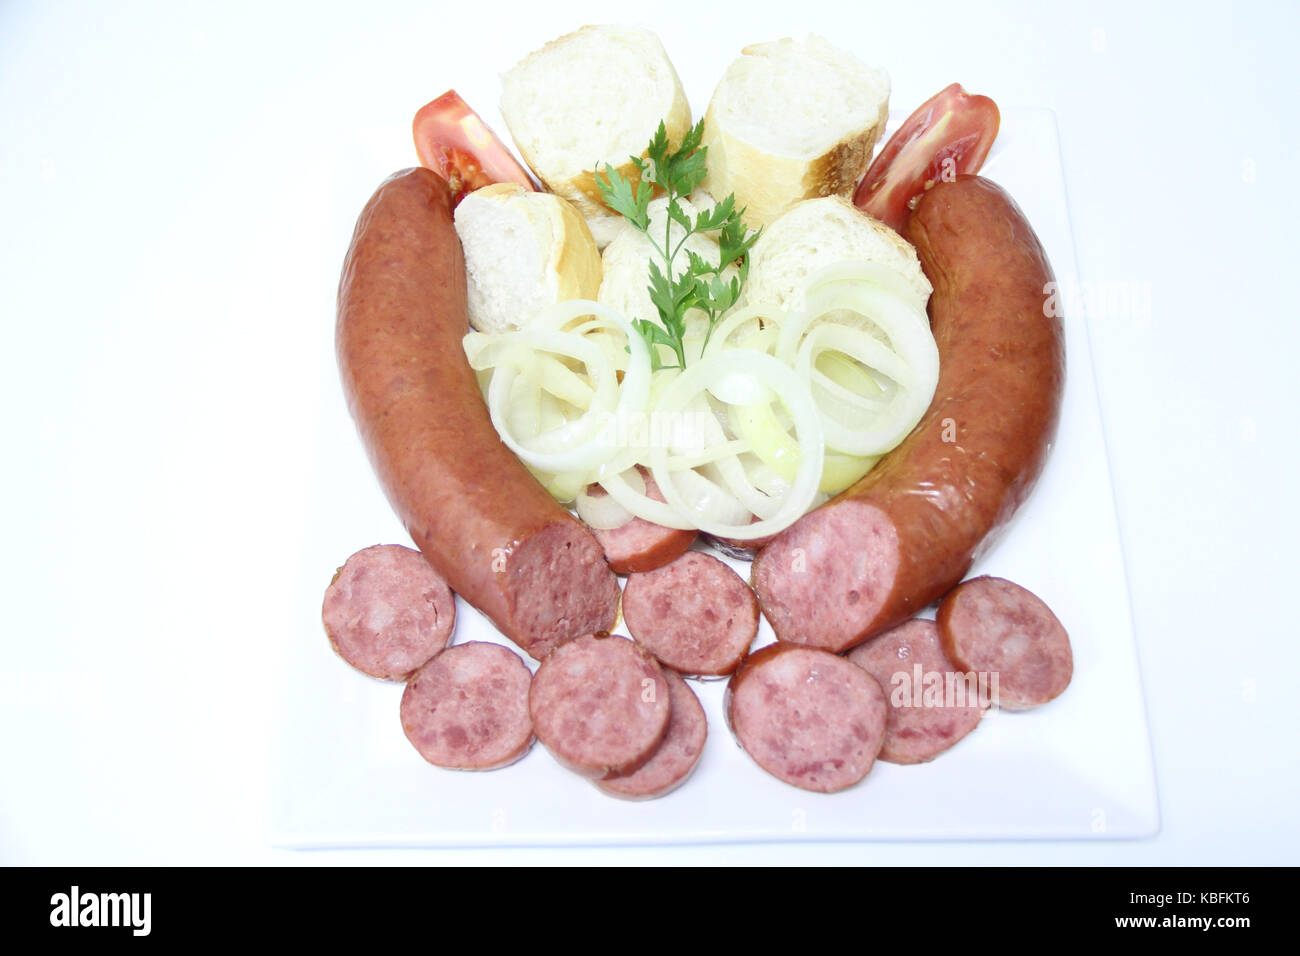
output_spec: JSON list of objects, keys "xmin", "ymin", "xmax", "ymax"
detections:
[
  {"xmin": 854, "ymin": 83, "xmax": 1000, "ymax": 232},
  {"xmin": 413, "ymin": 90, "xmax": 536, "ymax": 205}
]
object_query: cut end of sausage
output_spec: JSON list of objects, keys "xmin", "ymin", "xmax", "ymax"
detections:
[
  {"xmin": 322, "ymin": 544, "xmax": 456, "ymax": 681},
  {"xmin": 937, "ymin": 576, "xmax": 1073, "ymax": 711},
  {"xmin": 400, "ymin": 641, "xmax": 534, "ymax": 770},
  {"xmin": 726, "ymin": 643, "xmax": 887, "ymax": 793},
  {"xmin": 588, "ymin": 471, "xmax": 697, "ymax": 574},
  {"xmin": 752, "ymin": 500, "xmax": 900, "ymax": 653},
  {"xmin": 592, "ymin": 517, "xmax": 697, "ymax": 575},
  {"xmin": 529, "ymin": 633, "xmax": 671, "ymax": 778},
  {"xmin": 622, "ymin": 551, "xmax": 758, "ymax": 676},
  {"xmin": 597, "ymin": 669, "xmax": 707, "ymax": 800},
  {"xmin": 845, "ymin": 619, "xmax": 985, "ymax": 764},
  {"xmin": 505, "ymin": 521, "xmax": 621, "ymax": 660}
]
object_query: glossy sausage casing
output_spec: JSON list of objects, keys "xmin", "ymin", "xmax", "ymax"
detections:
[
  {"xmin": 753, "ymin": 176, "xmax": 1065, "ymax": 652},
  {"xmin": 336, "ymin": 168, "xmax": 620, "ymax": 660}
]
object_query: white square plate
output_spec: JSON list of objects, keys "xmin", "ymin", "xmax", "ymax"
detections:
[{"xmin": 271, "ymin": 108, "xmax": 1159, "ymax": 847}]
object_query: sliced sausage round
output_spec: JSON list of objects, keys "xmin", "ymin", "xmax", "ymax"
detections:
[
  {"xmin": 622, "ymin": 551, "xmax": 759, "ymax": 676},
  {"xmin": 726, "ymin": 643, "xmax": 887, "ymax": 793},
  {"xmin": 937, "ymin": 576, "xmax": 1072, "ymax": 710},
  {"xmin": 845, "ymin": 619, "xmax": 985, "ymax": 764},
  {"xmin": 588, "ymin": 469, "xmax": 697, "ymax": 574},
  {"xmin": 400, "ymin": 641, "xmax": 534, "ymax": 770},
  {"xmin": 529, "ymin": 633, "xmax": 671, "ymax": 778},
  {"xmin": 322, "ymin": 543, "xmax": 455, "ymax": 681},
  {"xmin": 597, "ymin": 669, "xmax": 707, "ymax": 800}
]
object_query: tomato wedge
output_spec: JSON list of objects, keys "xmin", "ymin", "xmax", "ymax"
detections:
[
  {"xmin": 413, "ymin": 90, "xmax": 537, "ymax": 206},
  {"xmin": 853, "ymin": 83, "xmax": 1000, "ymax": 232}
]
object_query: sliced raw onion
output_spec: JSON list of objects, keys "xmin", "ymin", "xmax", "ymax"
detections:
[
  {"xmin": 598, "ymin": 466, "xmax": 695, "ymax": 530},
  {"xmin": 797, "ymin": 259, "xmax": 930, "ymax": 313},
  {"xmin": 777, "ymin": 262, "xmax": 939, "ymax": 458},
  {"xmin": 463, "ymin": 258, "xmax": 938, "ymax": 540},
  {"xmin": 821, "ymin": 452, "xmax": 878, "ymax": 494},
  {"xmin": 464, "ymin": 299, "xmax": 651, "ymax": 476},
  {"xmin": 574, "ymin": 481, "xmax": 636, "ymax": 530},
  {"xmin": 648, "ymin": 350, "xmax": 824, "ymax": 540}
]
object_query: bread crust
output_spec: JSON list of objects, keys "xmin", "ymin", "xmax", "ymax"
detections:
[
  {"xmin": 700, "ymin": 37, "xmax": 889, "ymax": 229},
  {"xmin": 702, "ymin": 103, "xmax": 884, "ymax": 230},
  {"xmin": 549, "ymin": 189, "xmax": 603, "ymax": 301},
  {"xmin": 456, "ymin": 183, "xmax": 602, "ymax": 332}
]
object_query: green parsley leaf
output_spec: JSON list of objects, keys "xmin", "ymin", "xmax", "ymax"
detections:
[
  {"xmin": 632, "ymin": 318, "xmax": 681, "ymax": 371},
  {"xmin": 667, "ymin": 198, "xmax": 692, "ymax": 236},
  {"xmin": 596, "ymin": 118, "xmax": 760, "ymax": 368},
  {"xmin": 596, "ymin": 164, "xmax": 652, "ymax": 232},
  {"xmin": 645, "ymin": 122, "xmax": 671, "ymax": 190},
  {"xmin": 693, "ymin": 194, "xmax": 735, "ymax": 233}
]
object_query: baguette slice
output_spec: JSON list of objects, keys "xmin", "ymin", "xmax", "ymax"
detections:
[
  {"xmin": 454, "ymin": 183, "xmax": 602, "ymax": 334},
  {"xmin": 500, "ymin": 25, "xmax": 692, "ymax": 220},
  {"xmin": 702, "ymin": 36, "xmax": 890, "ymax": 229},
  {"xmin": 739, "ymin": 196, "xmax": 931, "ymax": 316}
]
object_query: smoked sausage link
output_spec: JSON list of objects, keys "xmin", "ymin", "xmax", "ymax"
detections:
[
  {"xmin": 337, "ymin": 168, "xmax": 620, "ymax": 660},
  {"xmin": 753, "ymin": 177, "xmax": 1065, "ymax": 653}
]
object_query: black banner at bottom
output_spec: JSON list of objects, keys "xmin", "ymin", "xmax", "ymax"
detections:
[{"xmin": 4, "ymin": 865, "xmax": 1284, "ymax": 941}]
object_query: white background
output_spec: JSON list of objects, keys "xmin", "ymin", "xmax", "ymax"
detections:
[{"xmin": 1, "ymin": 0, "xmax": 1296, "ymax": 864}]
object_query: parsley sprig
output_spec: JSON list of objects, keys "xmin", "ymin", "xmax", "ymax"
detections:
[{"xmin": 596, "ymin": 120, "xmax": 761, "ymax": 370}]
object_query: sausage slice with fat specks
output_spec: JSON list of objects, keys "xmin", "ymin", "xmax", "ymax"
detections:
[
  {"xmin": 322, "ymin": 544, "xmax": 455, "ymax": 681},
  {"xmin": 752, "ymin": 177, "xmax": 1065, "ymax": 653},
  {"xmin": 529, "ymin": 633, "xmax": 671, "ymax": 778},
  {"xmin": 336, "ymin": 168, "xmax": 620, "ymax": 661},
  {"xmin": 726, "ymin": 644, "xmax": 887, "ymax": 793},
  {"xmin": 845, "ymin": 618, "xmax": 985, "ymax": 763},
  {"xmin": 400, "ymin": 641, "xmax": 534, "ymax": 770},
  {"xmin": 937, "ymin": 576, "xmax": 1072, "ymax": 710},
  {"xmin": 597, "ymin": 669, "xmax": 707, "ymax": 800},
  {"xmin": 622, "ymin": 551, "xmax": 758, "ymax": 676},
  {"xmin": 588, "ymin": 469, "xmax": 697, "ymax": 574}
]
